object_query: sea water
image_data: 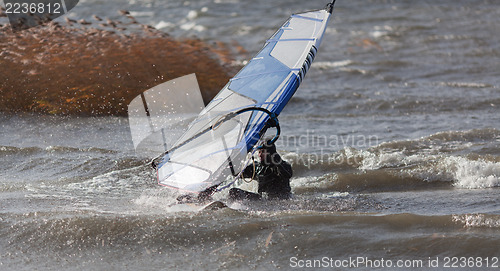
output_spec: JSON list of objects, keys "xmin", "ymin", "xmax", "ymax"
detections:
[{"xmin": 1, "ymin": 0, "xmax": 499, "ymax": 270}]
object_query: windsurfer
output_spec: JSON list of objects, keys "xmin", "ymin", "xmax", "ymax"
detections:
[{"xmin": 229, "ymin": 141, "xmax": 293, "ymax": 201}]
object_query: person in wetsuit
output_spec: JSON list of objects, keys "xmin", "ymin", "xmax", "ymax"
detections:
[{"xmin": 229, "ymin": 141, "xmax": 292, "ymax": 200}]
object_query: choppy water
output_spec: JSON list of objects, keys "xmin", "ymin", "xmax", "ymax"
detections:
[{"xmin": 1, "ymin": 0, "xmax": 500, "ymax": 270}]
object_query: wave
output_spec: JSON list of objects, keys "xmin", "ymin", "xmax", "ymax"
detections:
[
  {"xmin": 0, "ymin": 143, "xmax": 146, "ymax": 186},
  {"xmin": 4, "ymin": 211, "xmax": 499, "ymax": 256},
  {"xmin": 0, "ymin": 145, "xmax": 120, "ymax": 156},
  {"xmin": 283, "ymin": 213, "xmax": 500, "ymax": 229},
  {"xmin": 437, "ymin": 81, "xmax": 494, "ymax": 89},
  {"xmin": 0, "ymin": 145, "xmax": 44, "ymax": 155},
  {"xmin": 282, "ymin": 128, "xmax": 500, "ymax": 192},
  {"xmin": 452, "ymin": 213, "xmax": 500, "ymax": 228},
  {"xmin": 3, "ymin": 127, "xmax": 498, "ymax": 194}
]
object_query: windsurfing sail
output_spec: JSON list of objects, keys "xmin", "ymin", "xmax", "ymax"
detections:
[
  {"xmin": 128, "ymin": 74, "xmax": 204, "ymax": 157},
  {"xmin": 154, "ymin": 1, "xmax": 336, "ymax": 193}
]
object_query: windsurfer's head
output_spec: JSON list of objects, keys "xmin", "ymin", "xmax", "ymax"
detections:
[
  {"xmin": 259, "ymin": 140, "xmax": 280, "ymax": 164},
  {"xmin": 260, "ymin": 139, "xmax": 277, "ymax": 154}
]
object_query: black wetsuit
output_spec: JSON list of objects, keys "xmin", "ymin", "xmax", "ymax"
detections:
[{"xmin": 230, "ymin": 154, "xmax": 293, "ymax": 200}]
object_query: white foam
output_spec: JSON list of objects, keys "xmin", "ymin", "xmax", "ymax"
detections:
[
  {"xmin": 180, "ymin": 22, "xmax": 206, "ymax": 32},
  {"xmin": 236, "ymin": 25, "xmax": 253, "ymax": 36},
  {"xmin": 439, "ymin": 81, "xmax": 491, "ymax": 88},
  {"xmin": 291, "ymin": 174, "xmax": 337, "ymax": 193},
  {"xmin": 155, "ymin": 21, "xmax": 175, "ymax": 30},
  {"xmin": 133, "ymin": 189, "xmax": 181, "ymax": 212},
  {"xmin": 129, "ymin": 11, "xmax": 155, "ymax": 17},
  {"xmin": 186, "ymin": 10, "xmax": 198, "ymax": 20},
  {"xmin": 370, "ymin": 30, "xmax": 387, "ymax": 38},
  {"xmin": 355, "ymin": 142, "xmax": 500, "ymax": 189},
  {"xmin": 70, "ymin": 168, "xmax": 140, "ymax": 191},
  {"xmin": 453, "ymin": 214, "xmax": 500, "ymax": 228},
  {"xmin": 444, "ymin": 157, "xmax": 500, "ymax": 189},
  {"xmin": 312, "ymin": 60, "xmax": 353, "ymax": 69},
  {"xmin": 359, "ymin": 150, "xmax": 407, "ymax": 170}
]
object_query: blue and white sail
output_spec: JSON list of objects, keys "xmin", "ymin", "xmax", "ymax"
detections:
[{"xmin": 154, "ymin": 2, "xmax": 336, "ymax": 193}]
